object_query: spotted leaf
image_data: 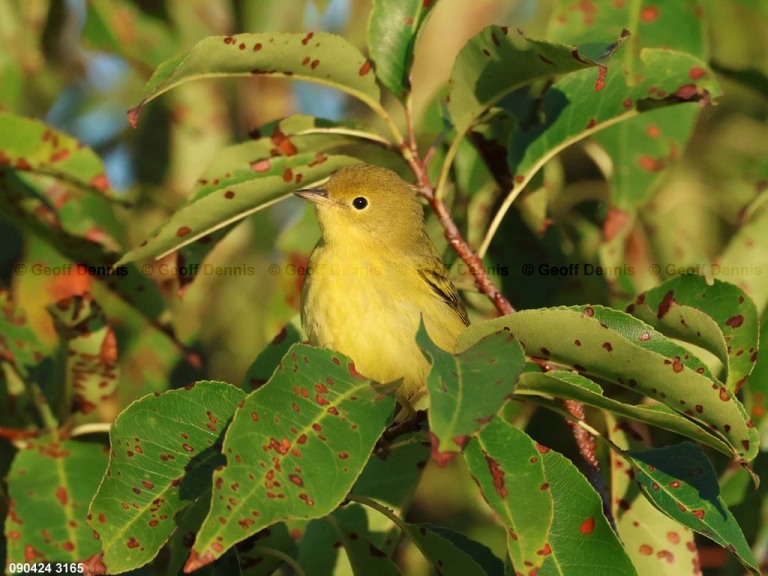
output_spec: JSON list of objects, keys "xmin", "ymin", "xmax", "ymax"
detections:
[
  {"xmin": 187, "ymin": 344, "xmax": 395, "ymax": 570},
  {"xmin": 464, "ymin": 417, "xmax": 552, "ymax": 573},
  {"xmin": 457, "ymin": 306, "xmax": 759, "ymax": 462},
  {"xmin": 128, "ymin": 32, "xmax": 382, "ymax": 128},
  {"xmin": 418, "ymin": 322, "xmax": 524, "ymax": 465},
  {"xmin": 627, "ymin": 276, "xmax": 759, "ymax": 393},
  {"xmin": 517, "ymin": 371, "xmax": 732, "ymax": 457},
  {"xmin": 177, "ymin": 115, "xmax": 385, "ymax": 285},
  {"xmin": 47, "ymin": 294, "xmax": 119, "ymax": 416},
  {"xmin": 466, "ymin": 418, "xmax": 636, "ymax": 576},
  {"xmin": 627, "ymin": 443, "xmax": 760, "ymax": 575},
  {"xmin": 5, "ymin": 439, "xmax": 107, "ymax": 564},
  {"xmin": 447, "ymin": 25, "xmax": 627, "ymax": 139},
  {"xmin": 116, "ymin": 153, "xmax": 361, "ymax": 266},
  {"xmin": 368, "ymin": 0, "xmax": 439, "ymax": 100},
  {"xmin": 87, "ymin": 381, "xmax": 245, "ymax": 573},
  {"xmin": 242, "ymin": 321, "xmax": 303, "ymax": 390},
  {"xmin": 606, "ymin": 414, "xmax": 700, "ymax": 576},
  {"xmin": 0, "ymin": 289, "xmax": 45, "ymax": 378}
]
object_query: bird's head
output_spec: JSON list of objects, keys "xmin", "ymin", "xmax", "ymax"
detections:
[{"xmin": 294, "ymin": 164, "xmax": 424, "ymax": 248}]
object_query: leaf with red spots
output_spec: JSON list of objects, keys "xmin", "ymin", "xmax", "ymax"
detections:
[
  {"xmin": 0, "ymin": 289, "xmax": 46, "ymax": 380},
  {"xmin": 627, "ymin": 442, "xmax": 760, "ymax": 574},
  {"xmin": 166, "ymin": 493, "xmax": 297, "ymax": 576},
  {"xmin": 0, "ymin": 111, "xmax": 119, "ymax": 199},
  {"xmin": 717, "ymin": 193, "xmax": 768, "ymax": 317},
  {"xmin": 466, "ymin": 418, "xmax": 636, "ymax": 575},
  {"xmin": 5, "ymin": 439, "xmax": 107, "ymax": 564},
  {"xmin": 116, "ymin": 153, "xmax": 360, "ymax": 267},
  {"xmin": 448, "ymin": 26, "xmax": 627, "ymax": 142},
  {"xmin": 87, "ymin": 381, "xmax": 245, "ymax": 573},
  {"xmin": 457, "ymin": 306, "xmax": 759, "ymax": 462},
  {"xmin": 606, "ymin": 414, "xmax": 700, "ymax": 576},
  {"xmin": 187, "ymin": 344, "xmax": 395, "ymax": 570},
  {"xmin": 128, "ymin": 33, "xmax": 381, "ymax": 129},
  {"xmin": 418, "ymin": 322, "xmax": 524, "ymax": 463},
  {"xmin": 463, "ymin": 418, "xmax": 551, "ymax": 572},
  {"xmin": 402, "ymin": 523, "xmax": 504, "ymax": 576},
  {"xmin": 47, "ymin": 294, "xmax": 119, "ymax": 416},
  {"xmin": 483, "ymin": 49, "xmax": 720, "ymax": 258},
  {"xmin": 517, "ymin": 371, "xmax": 733, "ymax": 457},
  {"xmin": 175, "ymin": 115, "xmax": 384, "ymax": 287},
  {"xmin": 628, "ymin": 276, "xmax": 759, "ymax": 393},
  {"xmin": 368, "ymin": 0, "xmax": 440, "ymax": 101}
]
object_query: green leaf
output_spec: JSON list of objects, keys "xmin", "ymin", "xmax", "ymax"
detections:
[
  {"xmin": 716, "ymin": 202, "xmax": 768, "ymax": 316},
  {"xmin": 367, "ymin": 0, "xmax": 439, "ymax": 100},
  {"xmin": 117, "ymin": 153, "xmax": 360, "ymax": 266},
  {"xmin": 457, "ymin": 306, "xmax": 759, "ymax": 462},
  {"xmin": 5, "ymin": 439, "xmax": 107, "ymax": 563},
  {"xmin": 418, "ymin": 322, "xmax": 524, "ymax": 464},
  {"xmin": 404, "ymin": 523, "xmax": 504, "ymax": 576},
  {"xmin": 0, "ymin": 111, "xmax": 117, "ymax": 198},
  {"xmin": 177, "ymin": 115, "xmax": 386, "ymax": 283},
  {"xmin": 517, "ymin": 370, "xmax": 733, "ymax": 457},
  {"xmin": 464, "ymin": 418, "xmax": 551, "ymax": 573},
  {"xmin": 627, "ymin": 276, "xmax": 759, "ymax": 393},
  {"xmin": 606, "ymin": 413, "xmax": 699, "ymax": 576},
  {"xmin": 0, "ymin": 289, "xmax": 46, "ymax": 378},
  {"xmin": 47, "ymin": 294, "xmax": 119, "ymax": 416},
  {"xmin": 327, "ymin": 508, "xmax": 402, "ymax": 576},
  {"xmin": 188, "ymin": 344, "xmax": 395, "ymax": 569},
  {"xmin": 627, "ymin": 443, "xmax": 760, "ymax": 574},
  {"xmin": 447, "ymin": 25, "xmax": 627, "ymax": 138},
  {"xmin": 128, "ymin": 32, "xmax": 381, "ymax": 127},
  {"xmin": 467, "ymin": 418, "xmax": 636, "ymax": 576},
  {"xmin": 504, "ymin": 49, "xmax": 719, "ymax": 207},
  {"xmin": 87, "ymin": 381, "xmax": 245, "ymax": 573}
]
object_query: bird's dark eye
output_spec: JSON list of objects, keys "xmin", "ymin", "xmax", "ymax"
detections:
[{"xmin": 352, "ymin": 197, "xmax": 368, "ymax": 210}]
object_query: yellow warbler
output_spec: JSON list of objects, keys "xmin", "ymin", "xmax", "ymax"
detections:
[{"xmin": 295, "ymin": 164, "xmax": 469, "ymax": 413}]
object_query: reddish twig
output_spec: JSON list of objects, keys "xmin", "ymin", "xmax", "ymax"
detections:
[
  {"xmin": 402, "ymin": 144, "xmax": 515, "ymax": 317},
  {"xmin": 564, "ymin": 399, "xmax": 616, "ymax": 530}
]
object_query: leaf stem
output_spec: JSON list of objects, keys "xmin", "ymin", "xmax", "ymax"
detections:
[
  {"xmin": 250, "ymin": 546, "xmax": 306, "ymax": 576},
  {"xmin": 346, "ymin": 494, "xmax": 434, "ymax": 565}
]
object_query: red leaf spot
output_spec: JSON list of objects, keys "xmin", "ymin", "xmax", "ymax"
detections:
[
  {"xmin": 359, "ymin": 61, "xmax": 372, "ymax": 76},
  {"xmin": 302, "ymin": 32, "xmax": 314, "ymax": 45},
  {"xmin": 689, "ymin": 67, "xmax": 706, "ymax": 79},
  {"xmin": 580, "ymin": 518, "xmax": 595, "ymax": 534},
  {"xmin": 90, "ymin": 173, "xmax": 110, "ymax": 191},
  {"xmin": 645, "ymin": 125, "xmax": 661, "ymax": 137},
  {"xmin": 695, "ymin": 405, "xmax": 703, "ymax": 413},
  {"xmin": 238, "ymin": 42, "xmax": 246, "ymax": 50},
  {"xmin": 536, "ymin": 443, "xmax": 550, "ymax": 454},
  {"xmin": 251, "ymin": 412, "xmax": 259, "ymax": 422},
  {"xmin": 622, "ymin": 97, "xmax": 633, "ymax": 108},
  {"xmin": 327, "ymin": 407, "xmax": 339, "ymax": 415},
  {"xmin": 540, "ymin": 482, "xmax": 550, "ymax": 490},
  {"xmin": 595, "ymin": 66, "xmax": 607, "ymax": 91},
  {"xmin": 641, "ymin": 6, "xmax": 659, "ymax": 21},
  {"xmin": 338, "ymin": 452, "xmax": 349, "ymax": 459},
  {"xmin": 657, "ymin": 290, "xmax": 675, "ymax": 318},
  {"xmin": 127, "ymin": 537, "xmax": 140, "ymax": 549},
  {"xmin": 348, "ymin": 362, "xmax": 365, "ymax": 379},
  {"xmin": 692, "ymin": 509, "xmax": 705, "ymax": 519},
  {"xmin": 283, "ymin": 168, "xmax": 294, "ymax": 183},
  {"xmin": 98, "ymin": 513, "xmax": 106, "ymax": 523},
  {"xmin": 250, "ymin": 159, "xmax": 271, "ymax": 172},
  {"xmin": 719, "ymin": 388, "xmax": 730, "ymax": 402},
  {"xmin": 602, "ymin": 342, "xmax": 613, "ymax": 352},
  {"xmin": 223, "ymin": 36, "xmax": 234, "ymax": 45},
  {"xmin": 639, "ymin": 544, "xmax": 653, "ymax": 555},
  {"xmin": 55, "ymin": 487, "xmax": 68, "ymax": 506},
  {"xmin": 726, "ymin": 314, "xmax": 744, "ymax": 328},
  {"xmin": 311, "ymin": 59, "xmax": 320, "ymax": 69},
  {"xmin": 253, "ymin": 43, "xmax": 262, "ymax": 51},
  {"xmin": 50, "ymin": 149, "xmax": 70, "ymax": 163},
  {"xmin": 638, "ymin": 155, "xmax": 665, "ymax": 172},
  {"xmin": 176, "ymin": 226, "xmax": 191, "ymax": 238},
  {"xmin": 536, "ymin": 543, "xmax": 552, "ymax": 556},
  {"xmin": 515, "ymin": 174, "xmax": 524, "ymax": 184},
  {"xmin": 224, "ymin": 190, "xmax": 235, "ymax": 199},
  {"xmin": 670, "ymin": 481, "xmax": 681, "ymax": 488},
  {"xmin": 673, "ymin": 360, "xmax": 684, "ymax": 373},
  {"xmin": 586, "ymin": 118, "xmax": 598, "ymax": 129},
  {"xmin": 142, "ymin": 480, "xmax": 154, "ymax": 489},
  {"xmin": 182, "ymin": 443, "xmax": 194, "ymax": 452},
  {"xmin": 289, "ymin": 474, "xmax": 304, "ymax": 487},
  {"xmin": 667, "ymin": 531, "xmax": 680, "ymax": 544}
]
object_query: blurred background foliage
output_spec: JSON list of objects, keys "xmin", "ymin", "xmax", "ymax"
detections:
[{"xmin": 1, "ymin": 0, "xmax": 767, "ymax": 574}]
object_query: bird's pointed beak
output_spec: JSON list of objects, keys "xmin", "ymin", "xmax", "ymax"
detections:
[{"xmin": 294, "ymin": 187, "xmax": 330, "ymax": 205}]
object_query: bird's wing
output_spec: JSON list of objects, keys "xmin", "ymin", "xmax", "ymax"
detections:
[{"xmin": 417, "ymin": 257, "xmax": 470, "ymax": 326}]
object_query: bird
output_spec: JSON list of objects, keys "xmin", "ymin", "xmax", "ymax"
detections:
[{"xmin": 295, "ymin": 164, "xmax": 469, "ymax": 416}]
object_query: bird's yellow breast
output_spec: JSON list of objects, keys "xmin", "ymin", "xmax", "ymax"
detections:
[{"xmin": 301, "ymin": 240, "xmax": 464, "ymax": 406}]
